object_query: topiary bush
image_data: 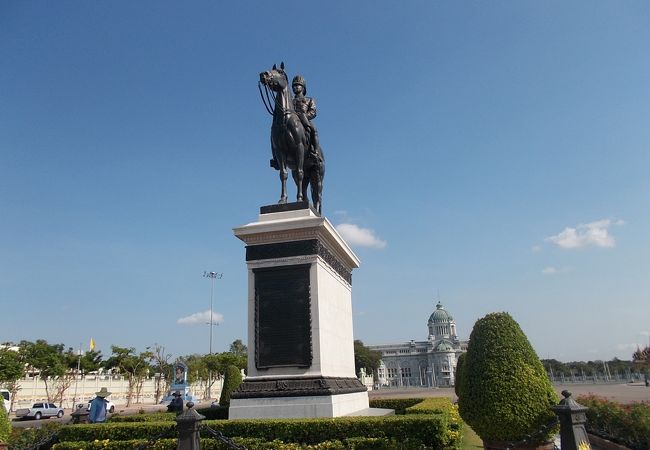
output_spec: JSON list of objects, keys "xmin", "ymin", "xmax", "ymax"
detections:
[
  {"xmin": 219, "ymin": 364, "xmax": 243, "ymax": 408},
  {"xmin": 0, "ymin": 396, "xmax": 11, "ymax": 444},
  {"xmin": 453, "ymin": 352, "xmax": 465, "ymax": 398},
  {"xmin": 457, "ymin": 312, "xmax": 558, "ymax": 445}
]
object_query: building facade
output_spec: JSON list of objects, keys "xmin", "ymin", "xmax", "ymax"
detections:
[{"xmin": 369, "ymin": 302, "xmax": 467, "ymax": 387}]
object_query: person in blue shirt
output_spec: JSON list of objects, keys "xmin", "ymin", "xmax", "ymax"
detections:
[{"xmin": 88, "ymin": 387, "xmax": 111, "ymax": 423}]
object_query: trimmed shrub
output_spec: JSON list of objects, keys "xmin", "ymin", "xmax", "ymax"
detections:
[
  {"xmin": 219, "ymin": 364, "xmax": 242, "ymax": 408},
  {"xmin": 52, "ymin": 436, "xmax": 428, "ymax": 449},
  {"xmin": 196, "ymin": 405, "xmax": 229, "ymax": 420},
  {"xmin": 454, "ymin": 352, "xmax": 465, "ymax": 397},
  {"xmin": 578, "ymin": 394, "xmax": 650, "ymax": 450},
  {"xmin": 457, "ymin": 312, "xmax": 559, "ymax": 444},
  {"xmin": 56, "ymin": 414, "xmax": 457, "ymax": 448},
  {"xmin": 368, "ymin": 398, "xmax": 424, "ymax": 414},
  {"xmin": 9, "ymin": 422, "xmax": 61, "ymax": 449},
  {"xmin": 108, "ymin": 411, "xmax": 176, "ymax": 422},
  {"xmin": 405, "ymin": 397, "xmax": 455, "ymax": 415},
  {"xmin": 0, "ymin": 395, "xmax": 10, "ymax": 444},
  {"xmin": 57, "ymin": 422, "xmax": 177, "ymax": 442}
]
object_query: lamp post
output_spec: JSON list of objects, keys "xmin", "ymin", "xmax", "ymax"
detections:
[
  {"xmin": 203, "ymin": 271, "xmax": 222, "ymax": 354},
  {"xmin": 72, "ymin": 344, "xmax": 82, "ymax": 409}
]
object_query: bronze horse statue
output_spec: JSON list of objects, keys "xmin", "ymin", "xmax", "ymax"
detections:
[{"xmin": 259, "ymin": 63, "xmax": 324, "ymax": 213}]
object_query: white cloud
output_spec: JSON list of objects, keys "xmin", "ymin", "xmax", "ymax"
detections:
[
  {"xmin": 641, "ymin": 331, "xmax": 650, "ymax": 337},
  {"xmin": 542, "ymin": 266, "xmax": 573, "ymax": 275},
  {"xmin": 545, "ymin": 219, "xmax": 624, "ymax": 249},
  {"xmin": 531, "ymin": 245, "xmax": 542, "ymax": 253},
  {"xmin": 177, "ymin": 310, "xmax": 224, "ymax": 326},
  {"xmin": 336, "ymin": 223, "xmax": 387, "ymax": 249}
]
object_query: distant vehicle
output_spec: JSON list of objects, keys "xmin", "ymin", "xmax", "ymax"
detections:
[
  {"xmin": 86, "ymin": 398, "xmax": 115, "ymax": 413},
  {"xmin": 15, "ymin": 402, "xmax": 64, "ymax": 420},
  {"xmin": 0, "ymin": 389, "xmax": 10, "ymax": 412}
]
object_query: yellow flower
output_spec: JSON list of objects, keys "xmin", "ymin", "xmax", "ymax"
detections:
[{"xmin": 578, "ymin": 441, "xmax": 591, "ymax": 450}]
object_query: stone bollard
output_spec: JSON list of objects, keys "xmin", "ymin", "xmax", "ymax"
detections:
[
  {"xmin": 551, "ymin": 390, "xmax": 592, "ymax": 450},
  {"xmin": 175, "ymin": 402, "xmax": 205, "ymax": 450}
]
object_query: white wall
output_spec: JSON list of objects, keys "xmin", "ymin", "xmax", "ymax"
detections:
[{"xmin": 7, "ymin": 375, "xmax": 223, "ymax": 411}]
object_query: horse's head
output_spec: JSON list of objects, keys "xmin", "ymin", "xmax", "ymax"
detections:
[{"xmin": 259, "ymin": 62, "xmax": 288, "ymax": 93}]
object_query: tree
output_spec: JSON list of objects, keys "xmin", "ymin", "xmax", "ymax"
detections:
[
  {"xmin": 150, "ymin": 344, "xmax": 172, "ymax": 403},
  {"xmin": 218, "ymin": 365, "xmax": 243, "ymax": 408},
  {"xmin": 105, "ymin": 346, "xmax": 153, "ymax": 406},
  {"xmin": 633, "ymin": 345, "xmax": 650, "ymax": 376},
  {"xmin": 21, "ymin": 340, "xmax": 66, "ymax": 403},
  {"xmin": 353, "ymin": 340, "xmax": 381, "ymax": 379},
  {"xmin": 0, "ymin": 348, "xmax": 24, "ymax": 411},
  {"xmin": 0, "ymin": 396, "xmax": 10, "ymax": 445},
  {"xmin": 79, "ymin": 350, "xmax": 103, "ymax": 374},
  {"xmin": 457, "ymin": 312, "xmax": 559, "ymax": 446},
  {"xmin": 229, "ymin": 339, "xmax": 247, "ymax": 357}
]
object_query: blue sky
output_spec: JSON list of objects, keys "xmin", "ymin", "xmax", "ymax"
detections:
[{"xmin": 2, "ymin": 1, "xmax": 649, "ymax": 362}]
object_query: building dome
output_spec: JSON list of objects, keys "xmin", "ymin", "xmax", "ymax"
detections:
[{"xmin": 428, "ymin": 302, "xmax": 454, "ymax": 324}]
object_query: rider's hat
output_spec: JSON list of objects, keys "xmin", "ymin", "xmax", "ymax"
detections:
[{"xmin": 292, "ymin": 75, "xmax": 306, "ymax": 94}]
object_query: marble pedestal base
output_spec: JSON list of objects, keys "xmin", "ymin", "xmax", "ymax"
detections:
[{"xmin": 229, "ymin": 391, "xmax": 370, "ymax": 419}]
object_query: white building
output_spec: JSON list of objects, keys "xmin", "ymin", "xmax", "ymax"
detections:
[{"xmin": 369, "ymin": 302, "xmax": 467, "ymax": 387}]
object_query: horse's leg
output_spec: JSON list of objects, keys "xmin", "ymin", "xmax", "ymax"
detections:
[
  {"xmin": 295, "ymin": 143, "xmax": 305, "ymax": 202},
  {"xmin": 278, "ymin": 162, "xmax": 288, "ymax": 204},
  {"xmin": 311, "ymin": 166, "xmax": 322, "ymax": 215},
  {"xmin": 301, "ymin": 164, "xmax": 310, "ymax": 204}
]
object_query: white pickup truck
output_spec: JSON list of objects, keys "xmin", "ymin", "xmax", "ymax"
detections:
[{"xmin": 15, "ymin": 402, "xmax": 65, "ymax": 420}]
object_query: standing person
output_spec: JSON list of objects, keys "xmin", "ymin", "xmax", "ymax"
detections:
[
  {"xmin": 88, "ymin": 387, "xmax": 111, "ymax": 424},
  {"xmin": 167, "ymin": 391, "xmax": 183, "ymax": 413}
]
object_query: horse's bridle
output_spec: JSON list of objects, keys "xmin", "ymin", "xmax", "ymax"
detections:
[{"xmin": 259, "ymin": 70, "xmax": 296, "ymax": 118}]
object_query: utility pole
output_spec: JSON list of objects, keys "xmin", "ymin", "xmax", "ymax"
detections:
[
  {"xmin": 203, "ymin": 271, "xmax": 222, "ymax": 354},
  {"xmin": 72, "ymin": 344, "xmax": 81, "ymax": 409}
]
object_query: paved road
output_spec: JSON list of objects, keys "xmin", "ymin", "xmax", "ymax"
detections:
[
  {"xmin": 10, "ymin": 402, "xmax": 213, "ymax": 429},
  {"xmin": 369, "ymin": 382, "xmax": 650, "ymax": 404}
]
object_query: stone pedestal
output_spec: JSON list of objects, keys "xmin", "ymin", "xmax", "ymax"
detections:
[{"xmin": 230, "ymin": 203, "xmax": 369, "ymax": 419}]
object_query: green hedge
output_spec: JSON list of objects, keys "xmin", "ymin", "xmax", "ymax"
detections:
[
  {"xmin": 578, "ymin": 394, "xmax": 650, "ymax": 450},
  {"xmin": 56, "ymin": 414, "xmax": 459, "ymax": 449},
  {"xmin": 9, "ymin": 422, "xmax": 61, "ymax": 449},
  {"xmin": 405, "ymin": 397, "xmax": 456, "ymax": 415},
  {"xmin": 108, "ymin": 407, "xmax": 228, "ymax": 422},
  {"xmin": 108, "ymin": 411, "xmax": 176, "ymax": 422},
  {"xmin": 368, "ymin": 398, "xmax": 424, "ymax": 414},
  {"xmin": 57, "ymin": 422, "xmax": 177, "ymax": 442},
  {"xmin": 53, "ymin": 437, "xmax": 428, "ymax": 449},
  {"xmin": 196, "ymin": 405, "xmax": 229, "ymax": 420}
]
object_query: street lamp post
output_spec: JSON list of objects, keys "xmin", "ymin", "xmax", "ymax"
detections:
[{"xmin": 203, "ymin": 271, "xmax": 222, "ymax": 354}]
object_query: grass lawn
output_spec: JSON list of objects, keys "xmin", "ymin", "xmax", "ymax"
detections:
[{"xmin": 462, "ymin": 424, "xmax": 483, "ymax": 450}]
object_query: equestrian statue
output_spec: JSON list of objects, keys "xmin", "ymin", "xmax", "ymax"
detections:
[{"xmin": 259, "ymin": 62, "xmax": 325, "ymax": 214}]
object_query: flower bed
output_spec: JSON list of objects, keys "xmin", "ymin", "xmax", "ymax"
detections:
[{"xmin": 577, "ymin": 394, "xmax": 650, "ymax": 450}]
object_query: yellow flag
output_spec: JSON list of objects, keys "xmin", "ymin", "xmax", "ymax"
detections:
[{"xmin": 90, "ymin": 338, "xmax": 96, "ymax": 351}]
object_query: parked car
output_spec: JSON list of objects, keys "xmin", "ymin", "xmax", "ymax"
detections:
[
  {"xmin": 86, "ymin": 398, "xmax": 115, "ymax": 413},
  {"xmin": 0, "ymin": 389, "xmax": 10, "ymax": 412},
  {"xmin": 15, "ymin": 402, "xmax": 64, "ymax": 420}
]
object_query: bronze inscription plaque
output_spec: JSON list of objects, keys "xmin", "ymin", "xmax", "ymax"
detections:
[{"xmin": 254, "ymin": 264, "xmax": 312, "ymax": 368}]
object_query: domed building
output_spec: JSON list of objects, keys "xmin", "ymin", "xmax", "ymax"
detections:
[{"xmin": 369, "ymin": 302, "xmax": 467, "ymax": 387}]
